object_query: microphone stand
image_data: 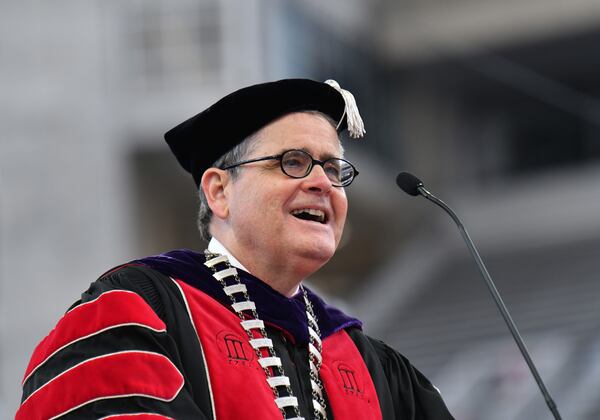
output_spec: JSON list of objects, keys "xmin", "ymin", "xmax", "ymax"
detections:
[{"xmin": 417, "ymin": 185, "xmax": 562, "ymax": 420}]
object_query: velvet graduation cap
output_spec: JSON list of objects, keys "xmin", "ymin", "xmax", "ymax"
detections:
[{"xmin": 164, "ymin": 78, "xmax": 365, "ymax": 187}]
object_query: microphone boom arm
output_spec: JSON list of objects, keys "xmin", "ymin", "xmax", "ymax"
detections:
[{"xmin": 417, "ymin": 185, "xmax": 562, "ymax": 420}]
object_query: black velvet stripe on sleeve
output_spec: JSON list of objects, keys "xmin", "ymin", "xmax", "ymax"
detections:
[
  {"xmin": 18, "ymin": 265, "xmax": 214, "ymax": 420},
  {"xmin": 21, "ymin": 325, "xmax": 176, "ymax": 403},
  {"xmin": 90, "ymin": 264, "xmax": 216, "ymax": 419},
  {"xmin": 57, "ymin": 391, "xmax": 210, "ymax": 420}
]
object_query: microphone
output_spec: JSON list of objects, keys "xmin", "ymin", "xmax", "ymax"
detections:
[{"xmin": 396, "ymin": 172, "xmax": 562, "ymax": 420}]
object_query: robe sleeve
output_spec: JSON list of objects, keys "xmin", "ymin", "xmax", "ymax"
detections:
[
  {"xmin": 16, "ymin": 266, "xmax": 211, "ymax": 420},
  {"xmin": 367, "ymin": 336, "xmax": 455, "ymax": 420}
]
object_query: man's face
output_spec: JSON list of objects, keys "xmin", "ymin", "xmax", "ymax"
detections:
[{"xmin": 223, "ymin": 112, "xmax": 348, "ymax": 274}]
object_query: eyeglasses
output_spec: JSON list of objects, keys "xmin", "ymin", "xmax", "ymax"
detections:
[{"xmin": 221, "ymin": 149, "xmax": 359, "ymax": 187}]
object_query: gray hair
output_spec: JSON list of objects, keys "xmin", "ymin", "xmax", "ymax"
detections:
[
  {"xmin": 197, "ymin": 133, "xmax": 260, "ymax": 241},
  {"xmin": 197, "ymin": 111, "xmax": 341, "ymax": 241}
]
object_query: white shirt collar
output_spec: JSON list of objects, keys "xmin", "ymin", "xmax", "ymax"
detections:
[
  {"xmin": 207, "ymin": 237, "xmax": 300, "ymax": 296},
  {"xmin": 208, "ymin": 237, "xmax": 250, "ymax": 273}
]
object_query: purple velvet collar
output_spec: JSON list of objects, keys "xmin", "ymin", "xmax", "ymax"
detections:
[{"xmin": 134, "ymin": 249, "xmax": 362, "ymax": 345}]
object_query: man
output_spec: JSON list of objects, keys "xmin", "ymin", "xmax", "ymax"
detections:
[{"xmin": 17, "ymin": 79, "xmax": 454, "ymax": 419}]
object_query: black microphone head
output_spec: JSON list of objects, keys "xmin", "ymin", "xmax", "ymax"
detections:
[{"xmin": 396, "ymin": 172, "xmax": 424, "ymax": 196}]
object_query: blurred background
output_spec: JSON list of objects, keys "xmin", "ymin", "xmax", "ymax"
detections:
[{"xmin": 2, "ymin": 0, "xmax": 600, "ymax": 418}]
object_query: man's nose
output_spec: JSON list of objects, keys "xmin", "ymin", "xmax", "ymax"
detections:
[{"xmin": 302, "ymin": 164, "xmax": 333, "ymax": 193}]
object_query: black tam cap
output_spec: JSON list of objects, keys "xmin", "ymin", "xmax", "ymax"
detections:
[{"xmin": 164, "ymin": 78, "xmax": 365, "ymax": 187}]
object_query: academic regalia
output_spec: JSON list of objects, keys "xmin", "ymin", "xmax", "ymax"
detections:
[
  {"xmin": 17, "ymin": 249, "xmax": 454, "ymax": 420},
  {"xmin": 18, "ymin": 78, "xmax": 453, "ymax": 419}
]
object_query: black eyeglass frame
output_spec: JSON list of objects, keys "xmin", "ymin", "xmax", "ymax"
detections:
[{"xmin": 221, "ymin": 149, "xmax": 359, "ymax": 187}]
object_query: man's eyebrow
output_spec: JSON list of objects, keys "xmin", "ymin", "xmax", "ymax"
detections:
[{"xmin": 292, "ymin": 147, "xmax": 342, "ymax": 160}]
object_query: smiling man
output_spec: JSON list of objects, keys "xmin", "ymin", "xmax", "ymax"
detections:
[
  {"xmin": 204, "ymin": 111, "xmax": 348, "ymax": 297},
  {"xmin": 17, "ymin": 79, "xmax": 454, "ymax": 419}
]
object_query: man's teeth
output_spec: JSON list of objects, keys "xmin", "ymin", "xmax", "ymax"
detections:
[{"xmin": 291, "ymin": 208, "xmax": 326, "ymax": 223}]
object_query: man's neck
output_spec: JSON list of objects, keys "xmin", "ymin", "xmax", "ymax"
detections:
[
  {"xmin": 208, "ymin": 237, "xmax": 301, "ymax": 297},
  {"xmin": 208, "ymin": 237, "xmax": 250, "ymax": 273}
]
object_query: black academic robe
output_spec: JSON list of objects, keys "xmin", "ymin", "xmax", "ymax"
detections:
[{"xmin": 17, "ymin": 249, "xmax": 454, "ymax": 420}]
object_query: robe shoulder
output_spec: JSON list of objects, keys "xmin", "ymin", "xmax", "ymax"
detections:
[
  {"xmin": 346, "ymin": 328, "xmax": 455, "ymax": 420},
  {"xmin": 17, "ymin": 264, "xmax": 211, "ymax": 420},
  {"xmin": 18, "ymin": 262, "xmax": 454, "ymax": 420}
]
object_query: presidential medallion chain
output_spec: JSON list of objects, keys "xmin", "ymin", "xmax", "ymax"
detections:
[
  {"xmin": 302, "ymin": 286, "xmax": 328, "ymax": 418},
  {"xmin": 204, "ymin": 251, "xmax": 327, "ymax": 420}
]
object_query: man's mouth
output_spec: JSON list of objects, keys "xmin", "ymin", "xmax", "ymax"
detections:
[{"xmin": 290, "ymin": 208, "xmax": 327, "ymax": 224}]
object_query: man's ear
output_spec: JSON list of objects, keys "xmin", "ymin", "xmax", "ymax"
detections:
[{"xmin": 201, "ymin": 168, "xmax": 230, "ymax": 219}]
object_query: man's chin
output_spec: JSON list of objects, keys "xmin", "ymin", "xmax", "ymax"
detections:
[{"xmin": 292, "ymin": 239, "xmax": 336, "ymax": 265}]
